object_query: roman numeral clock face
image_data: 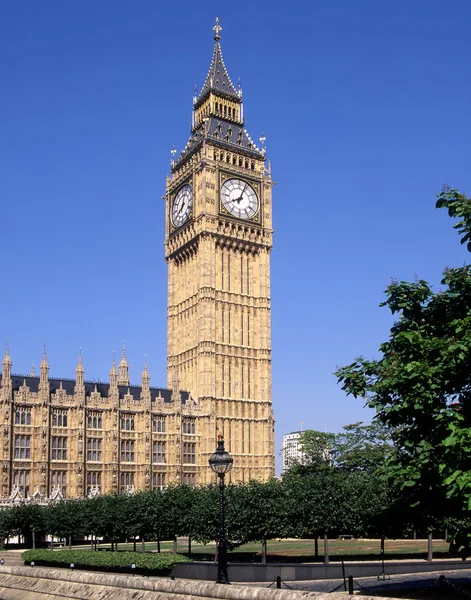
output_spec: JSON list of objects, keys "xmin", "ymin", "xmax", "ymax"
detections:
[
  {"xmin": 171, "ymin": 184, "xmax": 193, "ymax": 227},
  {"xmin": 221, "ymin": 178, "xmax": 259, "ymax": 219}
]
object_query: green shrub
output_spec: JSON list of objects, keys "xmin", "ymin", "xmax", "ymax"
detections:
[{"xmin": 21, "ymin": 549, "xmax": 189, "ymax": 576}]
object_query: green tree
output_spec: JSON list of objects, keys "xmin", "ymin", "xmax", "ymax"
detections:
[
  {"xmin": 335, "ymin": 421, "xmax": 392, "ymax": 473},
  {"xmin": 295, "ymin": 430, "xmax": 335, "ymax": 471},
  {"xmin": 294, "ymin": 422, "xmax": 391, "ymax": 474},
  {"xmin": 44, "ymin": 499, "xmax": 85, "ymax": 543},
  {"xmin": 7, "ymin": 504, "xmax": 46, "ymax": 545},
  {"xmin": 336, "ymin": 187, "xmax": 471, "ymax": 552}
]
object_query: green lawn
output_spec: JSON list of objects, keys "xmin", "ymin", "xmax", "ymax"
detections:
[{"xmin": 74, "ymin": 538, "xmax": 453, "ymax": 563}]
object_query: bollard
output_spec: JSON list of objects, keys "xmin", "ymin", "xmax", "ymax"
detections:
[
  {"xmin": 348, "ymin": 575, "xmax": 354, "ymax": 595},
  {"xmin": 276, "ymin": 576, "xmax": 281, "ymax": 589}
]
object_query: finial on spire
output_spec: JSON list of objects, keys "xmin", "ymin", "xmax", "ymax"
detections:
[
  {"xmin": 110, "ymin": 350, "xmax": 118, "ymax": 376},
  {"xmin": 213, "ymin": 17, "xmax": 222, "ymax": 41},
  {"xmin": 41, "ymin": 344, "xmax": 48, "ymax": 367},
  {"xmin": 122, "ymin": 340, "xmax": 126, "ymax": 359},
  {"xmin": 260, "ymin": 132, "xmax": 266, "ymax": 154},
  {"xmin": 30, "ymin": 361, "xmax": 35, "ymax": 377},
  {"xmin": 170, "ymin": 146, "xmax": 176, "ymax": 168},
  {"xmin": 76, "ymin": 346, "xmax": 84, "ymax": 374},
  {"xmin": 2, "ymin": 339, "xmax": 12, "ymax": 369},
  {"xmin": 237, "ymin": 77, "xmax": 242, "ymax": 98},
  {"xmin": 141, "ymin": 354, "xmax": 150, "ymax": 392}
]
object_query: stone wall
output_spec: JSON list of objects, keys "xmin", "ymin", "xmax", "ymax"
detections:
[{"xmin": 0, "ymin": 565, "xmax": 404, "ymax": 600}]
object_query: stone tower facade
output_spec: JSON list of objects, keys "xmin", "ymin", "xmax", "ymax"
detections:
[
  {"xmin": 0, "ymin": 346, "xmax": 199, "ymax": 499},
  {"xmin": 0, "ymin": 19, "xmax": 275, "ymax": 502},
  {"xmin": 165, "ymin": 18, "xmax": 275, "ymax": 484}
]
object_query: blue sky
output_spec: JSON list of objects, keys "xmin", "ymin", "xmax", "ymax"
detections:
[{"xmin": 1, "ymin": 1, "xmax": 470, "ymax": 473}]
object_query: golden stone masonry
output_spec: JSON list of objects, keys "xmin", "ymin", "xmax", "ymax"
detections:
[{"xmin": 0, "ymin": 19, "xmax": 275, "ymax": 501}]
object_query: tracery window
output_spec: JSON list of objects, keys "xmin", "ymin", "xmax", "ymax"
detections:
[
  {"xmin": 87, "ymin": 411, "xmax": 102, "ymax": 429},
  {"xmin": 14, "ymin": 407, "xmax": 31, "ymax": 425},
  {"xmin": 52, "ymin": 409, "xmax": 68, "ymax": 427},
  {"xmin": 120, "ymin": 414, "xmax": 135, "ymax": 431},
  {"xmin": 152, "ymin": 441, "xmax": 166, "ymax": 464},
  {"xmin": 86, "ymin": 471, "xmax": 101, "ymax": 494},
  {"xmin": 182, "ymin": 419, "xmax": 195, "ymax": 435},
  {"xmin": 52, "ymin": 437, "xmax": 67, "ymax": 460},
  {"xmin": 152, "ymin": 416, "xmax": 166, "ymax": 433},
  {"xmin": 182, "ymin": 473, "xmax": 195, "ymax": 486},
  {"xmin": 13, "ymin": 470, "xmax": 30, "ymax": 497},
  {"xmin": 121, "ymin": 440, "xmax": 135, "ymax": 462},
  {"xmin": 87, "ymin": 438, "xmax": 102, "ymax": 461},
  {"xmin": 153, "ymin": 472, "xmax": 166, "ymax": 490},
  {"xmin": 120, "ymin": 472, "xmax": 134, "ymax": 493},
  {"xmin": 14, "ymin": 435, "xmax": 30, "ymax": 459},
  {"xmin": 183, "ymin": 442, "xmax": 196, "ymax": 464},
  {"xmin": 51, "ymin": 471, "xmax": 67, "ymax": 497}
]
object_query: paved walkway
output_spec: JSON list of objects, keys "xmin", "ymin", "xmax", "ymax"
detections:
[{"xmin": 238, "ymin": 568, "xmax": 471, "ymax": 596}]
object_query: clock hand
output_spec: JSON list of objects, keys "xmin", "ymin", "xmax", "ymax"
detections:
[{"xmin": 234, "ymin": 185, "xmax": 248, "ymax": 203}]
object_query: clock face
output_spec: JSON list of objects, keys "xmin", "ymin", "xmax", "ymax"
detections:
[
  {"xmin": 221, "ymin": 178, "xmax": 259, "ymax": 219},
  {"xmin": 172, "ymin": 184, "xmax": 193, "ymax": 227}
]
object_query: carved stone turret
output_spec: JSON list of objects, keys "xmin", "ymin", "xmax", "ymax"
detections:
[
  {"xmin": 39, "ymin": 346, "xmax": 49, "ymax": 395},
  {"xmin": 2, "ymin": 342, "xmax": 12, "ymax": 381},
  {"xmin": 141, "ymin": 356, "xmax": 150, "ymax": 393},
  {"xmin": 109, "ymin": 353, "xmax": 118, "ymax": 390},
  {"xmin": 75, "ymin": 348, "xmax": 85, "ymax": 392},
  {"xmin": 118, "ymin": 346, "xmax": 130, "ymax": 387}
]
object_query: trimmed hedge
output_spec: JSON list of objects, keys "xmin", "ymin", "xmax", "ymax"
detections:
[{"xmin": 21, "ymin": 549, "xmax": 190, "ymax": 576}]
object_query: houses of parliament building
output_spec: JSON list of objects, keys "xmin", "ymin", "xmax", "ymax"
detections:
[{"xmin": 0, "ymin": 19, "xmax": 275, "ymax": 501}]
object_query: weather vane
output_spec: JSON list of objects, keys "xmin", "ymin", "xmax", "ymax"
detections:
[{"xmin": 213, "ymin": 17, "xmax": 222, "ymax": 41}]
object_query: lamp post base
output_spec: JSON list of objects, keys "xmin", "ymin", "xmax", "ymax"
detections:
[{"xmin": 216, "ymin": 572, "xmax": 230, "ymax": 585}]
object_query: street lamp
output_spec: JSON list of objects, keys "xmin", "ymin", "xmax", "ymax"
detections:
[{"xmin": 209, "ymin": 434, "xmax": 233, "ymax": 585}]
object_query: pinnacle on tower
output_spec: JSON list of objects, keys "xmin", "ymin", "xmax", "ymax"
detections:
[
  {"xmin": 110, "ymin": 351, "xmax": 118, "ymax": 388},
  {"xmin": 39, "ymin": 344, "xmax": 49, "ymax": 372},
  {"xmin": 174, "ymin": 18, "xmax": 264, "ymax": 171},
  {"xmin": 76, "ymin": 347, "xmax": 85, "ymax": 373},
  {"xmin": 118, "ymin": 343, "xmax": 130, "ymax": 387},
  {"xmin": 40, "ymin": 344, "xmax": 49, "ymax": 385},
  {"xmin": 75, "ymin": 347, "xmax": 85, "ymax": 390},
  {"xmin": 142, "ymin": 355, "xmax": 150, "ymax": 378},
  {"xmin": 2, "ymin": 341, "xmax": 12, "ymax": 381},
  {"xmin": 195, "ymin": 17, "xmax": 240, "ymax": 108},
  {"xmin": 2, "ymin": 340, "xmax": 12, "ymax": 369}
]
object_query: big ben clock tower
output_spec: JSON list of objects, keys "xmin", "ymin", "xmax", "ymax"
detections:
[{"xmin": 165, "ymin": 19, "xmax": 275, "ymax": 483}]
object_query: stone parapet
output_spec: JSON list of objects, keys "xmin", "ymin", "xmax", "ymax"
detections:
[{"xmin": 0, "ymin": 565, "xmax": 404, "ymax": 600}]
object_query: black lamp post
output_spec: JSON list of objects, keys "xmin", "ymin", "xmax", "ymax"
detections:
[{"xmin": 208, "ymin": 434, "xmax": 233, "ymax": 585}]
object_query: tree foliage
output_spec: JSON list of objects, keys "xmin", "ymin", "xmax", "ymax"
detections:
[
  {"xmin": 335, "ymin": 186, "xmax": 471, "ymax": 550},
  {"xmin": 294, "ymin": 422, "xmax": 392, "ymax": 474}
]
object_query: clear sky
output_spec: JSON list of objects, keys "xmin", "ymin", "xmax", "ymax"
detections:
[{"xmin": 1, "ymin": 1, "xmax": 470, "ymax": 473}]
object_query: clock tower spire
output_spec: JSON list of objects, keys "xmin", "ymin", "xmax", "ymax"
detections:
[{"xmin": 165, "ymin": 19, "xmax": 274, "ymax": 483}]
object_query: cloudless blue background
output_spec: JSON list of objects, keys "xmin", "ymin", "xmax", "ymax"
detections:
[{"xmin": 1, "ymin": 1, "xmax": 470, "ymax": 473}]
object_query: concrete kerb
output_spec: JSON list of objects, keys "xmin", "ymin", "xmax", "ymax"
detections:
[{"xmin": 0, "ymin": 565, "xmax": 406, "ymax": 600}]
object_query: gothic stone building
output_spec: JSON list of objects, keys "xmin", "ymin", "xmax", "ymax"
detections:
[{"xmin": 0, "ymin": 18, "xmax": 275, "ymax": 500}]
